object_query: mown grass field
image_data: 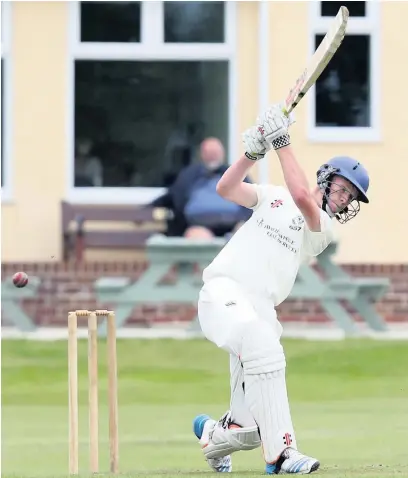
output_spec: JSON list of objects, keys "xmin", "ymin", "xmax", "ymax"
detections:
[{"xmin": 2, "ymin": 338, "xmax": 407, "ymax": 477}]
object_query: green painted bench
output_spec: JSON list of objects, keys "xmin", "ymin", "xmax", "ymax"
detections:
[
  {"xmin": 1, "ymin": 276, "xmax": 41, "ymax": 331},
  {"xmin": 94, "ymin": 236, "xmax": 390, "ymax": 336},
  {"xmin": 0, "ymin": 239, "xmax": 389, "ymax": 335},
  {"xmin": 292, "ymin": 242, "xmax": 390, "ymax": 334}
]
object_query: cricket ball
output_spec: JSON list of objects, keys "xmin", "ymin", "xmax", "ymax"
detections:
[{"xmin": 13, "ymin": 271, "xmax": 28, "ymax": 288}]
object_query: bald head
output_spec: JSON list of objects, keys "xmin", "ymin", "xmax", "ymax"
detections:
[{"xmin": 200, "ymin": 137, "xmax": 225, "ymax": 170}]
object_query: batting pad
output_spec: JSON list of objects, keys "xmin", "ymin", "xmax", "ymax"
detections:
[
  {"xmin": 239, "ymin": 319, "xmax": 286, "ymax": 375},
  {"xmin": 244, "ymin": 369, "xmax": 297, "ymax": 463},
  {"xmin": 203, "ymin": 422, "xmax": 261, "ymax": 460}
]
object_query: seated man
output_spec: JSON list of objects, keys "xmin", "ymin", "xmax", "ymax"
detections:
[{"xmin": 153, "ymin": 137, "xmax": 252, "ymax": 239}]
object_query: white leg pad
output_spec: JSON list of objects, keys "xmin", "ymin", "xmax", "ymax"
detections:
[
  {"xmin": 238, "ymin": 319, "xmax": 286, "ymax": 375},
  {"xmin": 245, "ymin": 369, "xmax": 297, "ymax": 464},
  {"xmin": 202, "ymin": 415, "xmax": 261, "ymax": 460}
]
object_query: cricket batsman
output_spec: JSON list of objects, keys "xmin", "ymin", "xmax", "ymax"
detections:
[{"xmin": 192, "ymin": 104, "xmax": 370, "ymax": 474}]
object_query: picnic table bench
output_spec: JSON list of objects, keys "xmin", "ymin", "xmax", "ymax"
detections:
[
  {"xmin": 1, "ymin": 238, "xmax": 390, "ymax": 335},
  {"xmin": 94, "ymin": 236, "xmax": 390, "ymax": 336},
  {"xmin": 1, "ymin": 276, "xmax": 41, "ymax": 331}
]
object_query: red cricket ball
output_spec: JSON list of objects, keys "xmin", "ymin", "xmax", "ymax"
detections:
[{"xmin": 13, "ymin": 272, "xmax": 29, "ymax": 288}]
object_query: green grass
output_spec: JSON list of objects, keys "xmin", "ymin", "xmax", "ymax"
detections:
[{"xmin": 2, "ymin": 338, "xmax": 408, "ymax": 477}]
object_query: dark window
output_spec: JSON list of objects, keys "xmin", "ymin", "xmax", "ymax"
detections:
[
  {"xmin": 80, "ymin": 1, "xmax": 141, "ymax": 43},
  {"xmin": 1, "ymin": 58, "xmax": 5, "ymax": 187},
  {"xmin": 74, "ymin": 60, "xmax": 229, "ymax": 187},
  {"xmin": 314, "ymin": 35, "xmax": 370, "ymax": 127},
  {"xmin": 321, "ymin": 1, "xmax": 366, "ymax": 17},
  {"xmin": 164, "ymin": 1, "xmax": 225, "ymax": 43}
]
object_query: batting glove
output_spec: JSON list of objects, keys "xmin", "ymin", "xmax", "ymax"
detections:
[
  {"xmin": 243, "ymin": 125, "xmax": 272, "ymax": 161},
  {"xmin": 258, "ymin": 104, "xmax": 295, "ymax": 150}
]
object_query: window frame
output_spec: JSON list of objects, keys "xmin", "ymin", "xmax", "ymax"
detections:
[
  {"xmin": 1, "ymin": 1, "xmax": 13, "ymax": 202},
  {"xmin": 307, "ymin": 1, "xmax": 381, "ymax": 143},
  {"xmin": 67, "ymin": 1, "xmax": 237, "ymax": 205}
]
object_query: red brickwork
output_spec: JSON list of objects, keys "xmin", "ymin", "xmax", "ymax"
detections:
[{"xmin": 1, "ymin": 262, "xmax": 407, "ymax": 327}]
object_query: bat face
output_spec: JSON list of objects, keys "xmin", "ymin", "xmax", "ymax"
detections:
[{"xmin": 283, "ymin": 6, "xmax": 349, "ymax": 115}]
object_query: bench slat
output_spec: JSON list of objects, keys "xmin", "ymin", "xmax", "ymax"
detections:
[
  {"xmin": 62, "ymin": 202, "xmax": 157, "ymax": 223},
  {"xmin": 62, "ymin": 201, "xmax": 165, "ymax": 260},
  {"xmin": 84, "ymin": 230, "xmax": 158, "ymax": 248}
]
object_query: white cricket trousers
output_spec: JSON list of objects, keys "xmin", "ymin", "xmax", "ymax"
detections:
[{"xmin": 197, "ymin": 276, "xmax": 284, "ymax": 427}]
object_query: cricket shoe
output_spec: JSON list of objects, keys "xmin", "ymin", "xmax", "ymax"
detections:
[
  {"xmin": 193, "ymin": 414, "xmax": 232, "ymax": 473},
  {"xmin": 265, "ymin": 447, "xmax": 320, "ymax": 475}
]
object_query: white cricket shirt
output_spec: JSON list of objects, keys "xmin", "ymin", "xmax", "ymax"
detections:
[{"xmin": 202, "ymin": 184, "xmax": 335, "ymax": 306}]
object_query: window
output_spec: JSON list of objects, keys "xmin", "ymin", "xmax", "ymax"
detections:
[
  {"xmin": 308, "ymin": 1, "xmax": 380, "ymax": 142},
  {"xmin": 80, "ymin": 2, "xmax": 141, "ymax": 43},
  {"xmin": 164, "ymin": 2, "xmax": 224, "ymax": 43},
  {"xmin": 1, "ymin": 1, "xmax": 12, "ymax": 200},
  {"xmin": 1, "ymin": 59, "xmax": 5, "ymax": 187},
  {"xmin": 320, "ymin": 1, "xmax": 366, "ymax": 17},
  {"xmin": 69, "ymin": 1, "xmax": 236, "ymax": 204}
]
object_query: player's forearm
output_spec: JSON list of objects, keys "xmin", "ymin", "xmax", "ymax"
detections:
[
  {"xmin": 216, "ymin": 155, "xmax": 255, "ymax": 194},
  {"xmin": 276, "ymin": 146, "xmax": 311, "ymax": 204}
]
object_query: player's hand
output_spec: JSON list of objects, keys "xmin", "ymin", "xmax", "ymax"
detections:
[
  {"xmin": 242, "ymin": 125, "xmax": 272, "ymax": 161},
  {"xmin": 258, "ymin": 104, "xmax": 295, "ymax": 150}
]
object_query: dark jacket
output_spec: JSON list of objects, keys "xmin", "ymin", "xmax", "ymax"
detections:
[{"xmin": 152, "ymin": 163, "xmax": 252, "ymax": 236}]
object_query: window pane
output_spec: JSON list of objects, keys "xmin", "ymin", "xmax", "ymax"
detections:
[
  {"xmin": 1, "ymin": 59, "xmax": 4, "ymax": 187},
  {"xmin": 314, "ymin": 35, "xmax": 370, "ymax": 127},
  {"xmin": 1, "ymin": 2, "xmax": 4, "ymax": 46},
  {"xmin": 80, "ymin": 1, "xmax": 141, "ymax": 43},
  {"xmin": 74, "ymin": 61, "xmax": 229, "ymax": 188},
  {"xmin": 164, "ymin": 1, "xmax": 225, "ymax": 43},
  {"xmin": 321, "ymin": 1, "xmax": 366, "ymax": 17}
]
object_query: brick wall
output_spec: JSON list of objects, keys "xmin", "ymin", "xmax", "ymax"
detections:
[{"xmin": 1, "ymin": 262, "xmax": 407, "ymax": 327}]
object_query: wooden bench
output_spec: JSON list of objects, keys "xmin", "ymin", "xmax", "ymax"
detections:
[
  {"xmin": 94, "ymin": 236, "xmax": 390, "ymax": 336},
  {"xmin": 94, "ymin": 236, "xmax": 225, "ymax": 334},
  {"xmin": 1, "ymin": 239, "xmax": 389, "ymax": 336},
  {"xmin": 61, "ymin": 201, "xmax": 167, "ymax": 262},
  {"xmin": 1, "ymin": 276, "xmax": 41, "ymax": 331},
  {"xmin": 310, "ymin": 241, "xmax": 390, "ymax": 333}
]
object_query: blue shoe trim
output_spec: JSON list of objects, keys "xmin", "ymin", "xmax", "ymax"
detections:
[
  {"xmin": 265, "ymin": 463, "xmax": 277, "ymax": 475},
  {"xmin": 193, "ymin": 414, "xmax": 210, "ymax": 439},
  {"xmin": 218, "ymin": 465, "xmax": 230, "ymax": 472},
  {"xmin": 287, "ymin": 457, "xmax": 310, "ymax": 473},
  {"xmin": 295, "ymin": 458, "xmax": 309, "ymax": 473}
]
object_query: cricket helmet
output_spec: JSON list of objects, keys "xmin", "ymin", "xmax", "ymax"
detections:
[{"xmin": 316, "ymin": 156, "xmax": 370, "ymax": 224}]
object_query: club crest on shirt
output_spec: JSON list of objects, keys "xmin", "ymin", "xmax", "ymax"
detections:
[{"xmin": 289, "ymin": 215, "xmax": 305, "ymax": 231}]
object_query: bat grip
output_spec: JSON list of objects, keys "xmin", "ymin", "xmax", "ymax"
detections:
[{"xmin": 282, "ymin": 105, "xmax": 290, "ymax": 117}]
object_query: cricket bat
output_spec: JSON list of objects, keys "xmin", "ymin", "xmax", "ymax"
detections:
[{"xmin": 282, "ymin": 6, "xmax": 349, "ymax": 116}]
